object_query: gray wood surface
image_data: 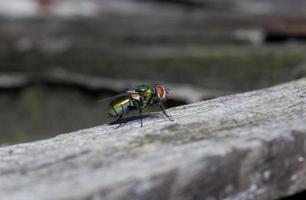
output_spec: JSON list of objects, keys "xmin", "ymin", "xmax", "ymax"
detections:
[{"xmin": 0, "ymin": 78, "xmax": 306, "ymax": 200}]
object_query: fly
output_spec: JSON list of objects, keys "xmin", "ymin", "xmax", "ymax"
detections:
[{"xmin": 103, "ymin": 83, "xmax": 174, "ymax": 127}]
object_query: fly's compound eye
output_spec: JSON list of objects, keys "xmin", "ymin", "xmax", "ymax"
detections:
[{"xmin": 156, "ymin": 85, "xmax": 166, "ymax": 100}]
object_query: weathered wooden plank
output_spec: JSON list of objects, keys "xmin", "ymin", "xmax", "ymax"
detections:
[{"xmin": 0, "ymin": 79, "xmax": 305, "ymax": 200}]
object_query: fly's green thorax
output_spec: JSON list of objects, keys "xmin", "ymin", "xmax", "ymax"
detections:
[{"xmin": 130, "ymin": 84, "xmax": 156, "ymax": 107}]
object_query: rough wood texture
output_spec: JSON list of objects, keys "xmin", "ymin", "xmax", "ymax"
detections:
[{"xmin": 0, "ymin": 79, "xmax": 306, "ymax": 200}]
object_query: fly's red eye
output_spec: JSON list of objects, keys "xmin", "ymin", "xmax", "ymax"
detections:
[{"xmin": 156, "ymin": 85, "xmax": 165, "ymax": 98}]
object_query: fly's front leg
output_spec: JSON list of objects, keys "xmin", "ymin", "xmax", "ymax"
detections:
[{"xmin": 160, "ymin": 103, "xmax": 174, "ymax": 121}]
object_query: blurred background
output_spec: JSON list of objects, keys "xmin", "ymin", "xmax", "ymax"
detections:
[{"xmin": 1, "ymin": 0, "xmax": 306, "ymax": 144}]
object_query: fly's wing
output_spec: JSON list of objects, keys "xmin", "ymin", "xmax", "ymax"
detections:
[
  {"xmin": 97, "ymin": 93, "xmax": 130, "ymax": 104},
  {"xmin": 126, "ymin": 84, "xmax": 147, "ymax": 94}
]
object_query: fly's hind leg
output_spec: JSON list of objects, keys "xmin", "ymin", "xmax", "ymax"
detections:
[
  {"xmin": 113, "ymin": 105, "xmax": 125, "ymax": 129},
  {"xmin": 113, "ymin": 115, "xmax": 123, "ymax": 129},
  {"xmin": 160, "ymin": 103, "xmax": 174, "ymax": 121},
  {"xmin": 139, "ymin": 108, "xmax": 143, "ymax": 127},
  {"xmin": 114, "ymin": 114, "xmax": 123, "ymax": 123}
]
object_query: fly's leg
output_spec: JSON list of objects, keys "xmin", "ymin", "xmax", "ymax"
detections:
[
  {"xmin": 113, "ymin": 115, "xmax": 123, "ymax": 129},
  {"xmin": 115, "ymin": 115, "xmax": 123, "ymax": 123},
  {"xmin": 139, "ymin": 108, "xmax": 143, "ymax": 127},
  {"xmin": 160, "ymin": 103, "xmax": 174, "ymax": 121},
  {"xmin": 114, "ymin": 105, "xmax": 125, "ymax": 129},
  {"xmin": 139, "ymin": 97, "xmax": 144, "ymax": 127},
  {"xmin": 134, "ymin": 100, "xmax": 144, "ymax": 127},
  {"xmin": 131, "ymin": 97, "xmax": 145, "ymax": 127}
]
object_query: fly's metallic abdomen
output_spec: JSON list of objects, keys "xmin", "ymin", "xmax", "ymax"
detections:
[{"xmin": 107, "ymin": 95, "xmax": 133, "ymax": 117}]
